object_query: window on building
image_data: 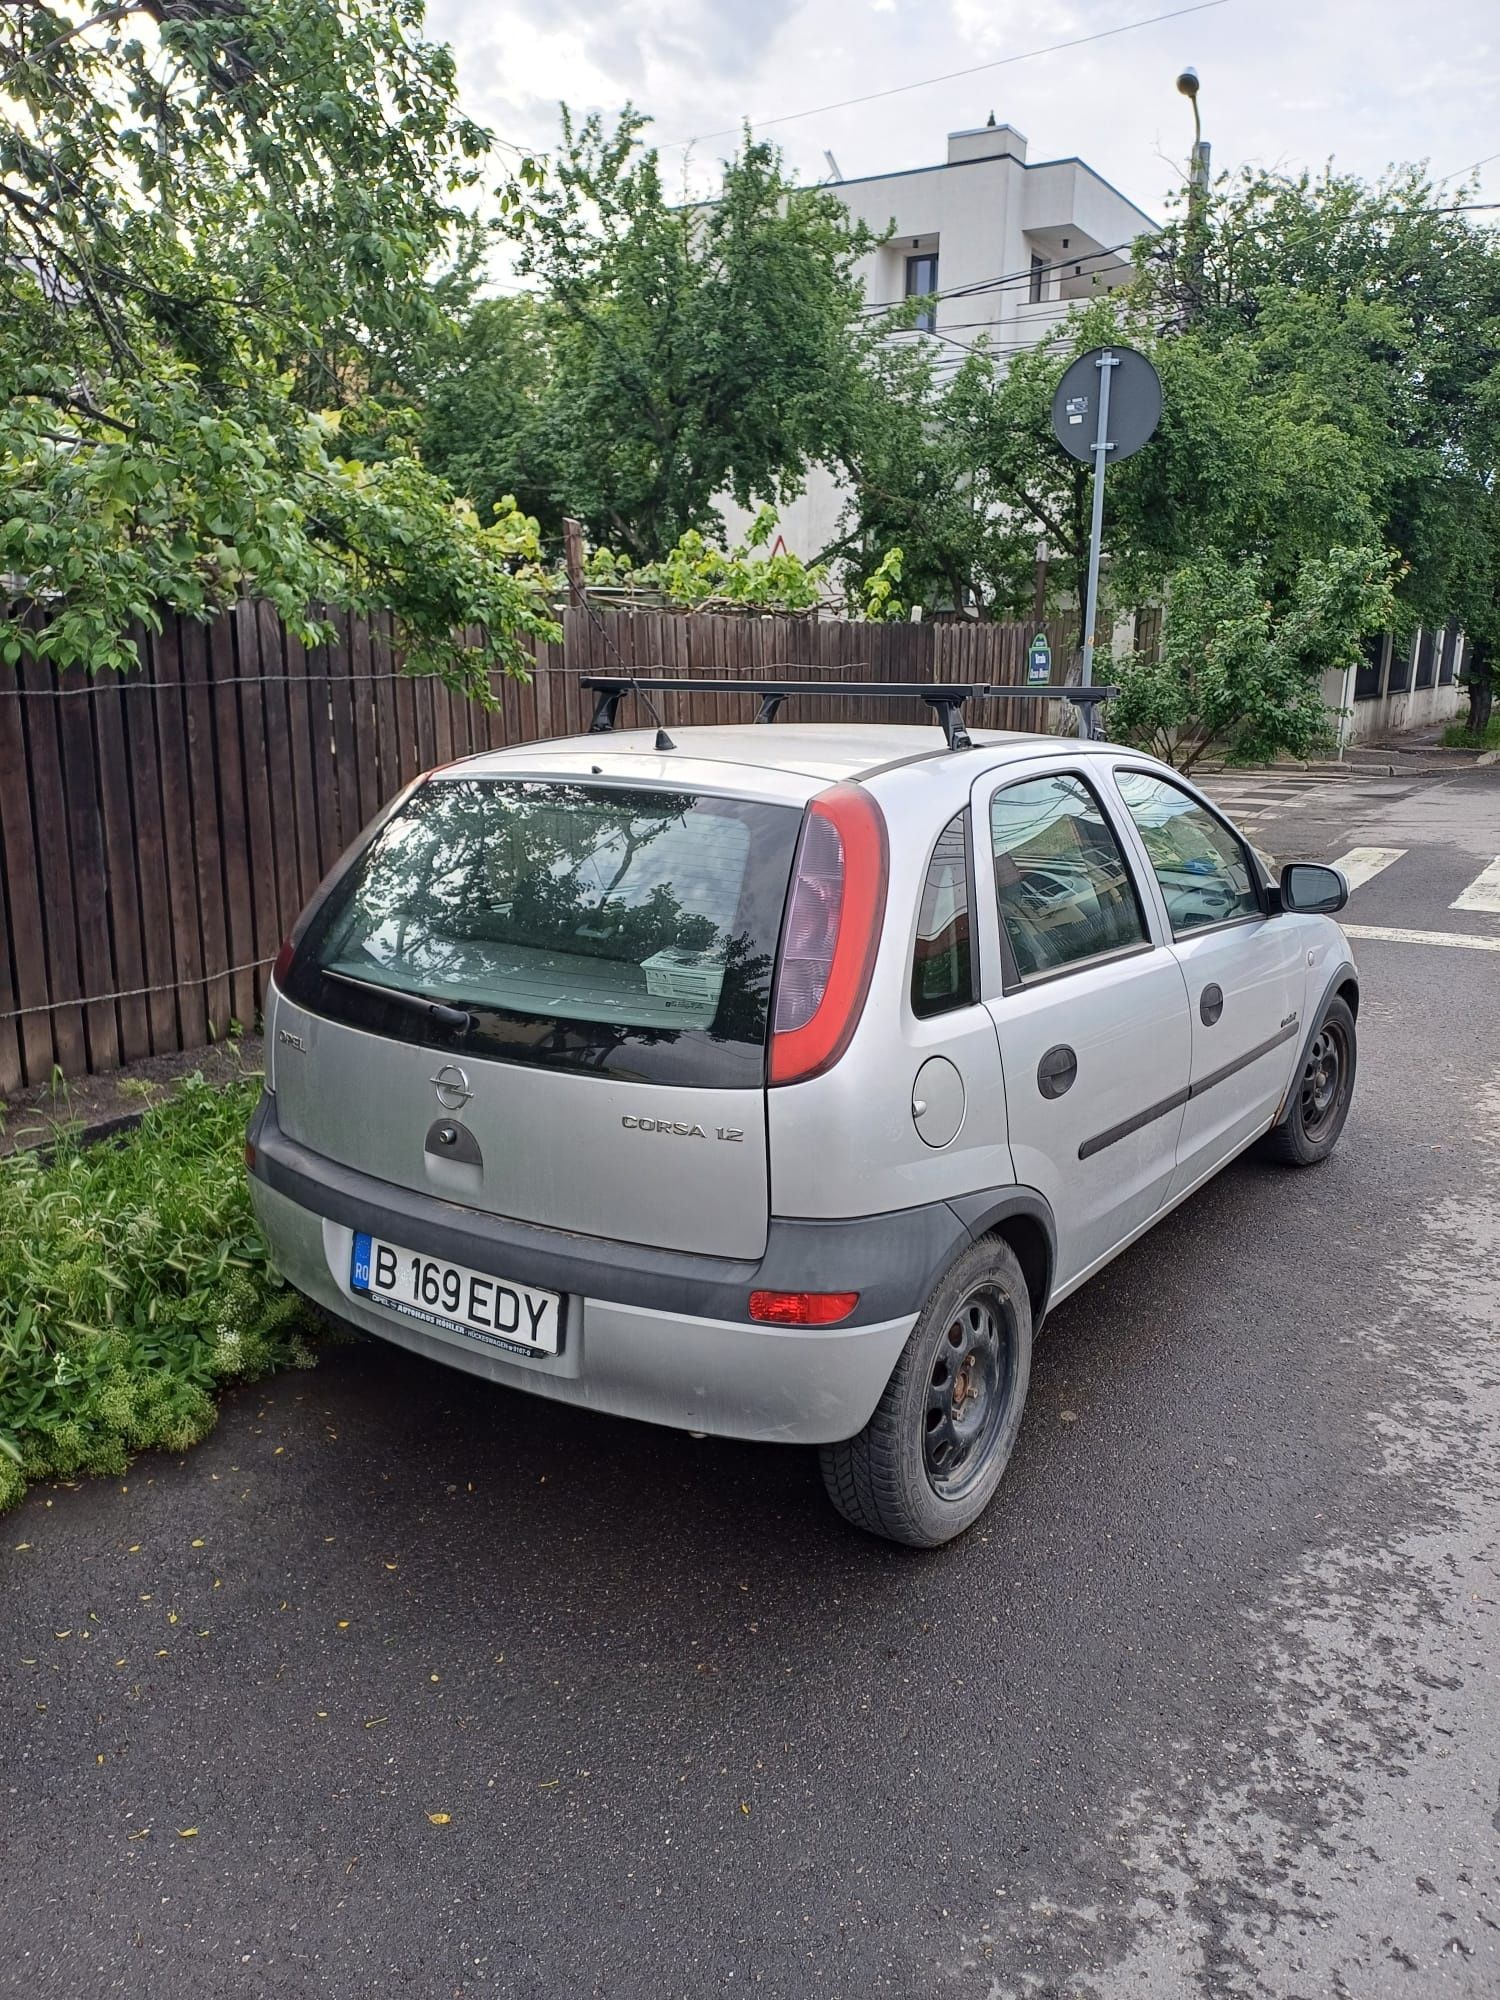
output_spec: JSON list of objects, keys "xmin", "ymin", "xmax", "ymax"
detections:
[
  {"xmin": 905, "ymin": 251, "xmax": 939, "ymax": 333},
  {"xmin": 1439, "ymin": 621, "xmax": 1460, "ymax": 686},
  {"xmin": 1028, "ymin": 253, "xmax": 1045, "ymax": 304},
  {"xmin": 1414, "ymin": 628, "xmax": 1436, "ymax": 690},
  {"xmin": 1353, "ymin": 632, "xmax": 1385, "ymax": 702}
]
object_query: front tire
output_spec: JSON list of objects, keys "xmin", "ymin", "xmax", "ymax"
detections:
[
  {"xmin": 820, "ymin": 1237, "xmax": 1033, "ymax": 1548},
  {"xmin": 1261, "ymin": 994, "xmax": 1357, "ymax": 1166}
]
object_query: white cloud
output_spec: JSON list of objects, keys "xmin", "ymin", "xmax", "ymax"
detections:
[{"xmin": 426, "ymin": 0, "xmax": 1500, "ymax": 219}]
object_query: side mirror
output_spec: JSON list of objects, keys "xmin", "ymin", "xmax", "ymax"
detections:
[{"xmin": 1279, "ymin": 862, "xmax": 1348, "ymax": 915}]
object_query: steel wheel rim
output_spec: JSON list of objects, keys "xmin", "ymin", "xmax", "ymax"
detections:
[
  {"xmin": 923, "ymin": 1285, "xmax": 1017, "ymax": 1502},
  {"xmin": 1300, "ymin": 1020, "xmax": 1348, "ymax": 1139}
]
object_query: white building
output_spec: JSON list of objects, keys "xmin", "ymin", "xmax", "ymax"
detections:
[{"xmin": 723, "ymin": 118, "xmax": 1159, "ymax": 561}]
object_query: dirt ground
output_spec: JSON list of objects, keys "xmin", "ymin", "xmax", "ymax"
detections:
[{"xmin": 1, "ymin": 1033, "xmax": 265, "ymax": 1157}]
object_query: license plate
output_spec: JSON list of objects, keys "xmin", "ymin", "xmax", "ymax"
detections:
[{"xmin": 350, "ymin": 1232, "xmax": 561, "ymax": 1357}]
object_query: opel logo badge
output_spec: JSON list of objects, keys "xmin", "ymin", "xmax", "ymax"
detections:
[{"xmin": 430, "ymin": 1063, "xmax": 473, "ymax": 1112}]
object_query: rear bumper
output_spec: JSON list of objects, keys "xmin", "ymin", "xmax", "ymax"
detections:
[{"xmin": 247, "ymin": 1094, "xmax": 945, "ymax": 1445}]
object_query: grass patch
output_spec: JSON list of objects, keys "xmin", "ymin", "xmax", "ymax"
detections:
[
  {"xmin": 1441, "ymin": 715, "xmax": 1500, "ymax": 749},
  {"xmin": 0, "ymin": 1075, "xmax": 316, "ymax": 1512}
]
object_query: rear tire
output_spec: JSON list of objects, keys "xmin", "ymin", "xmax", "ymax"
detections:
[
  {"xmin": 820, "ymin": 1237, "xmax": 1033, "ymax": 1548},
  {"xmin": 1261, "ymin": 994, "xmax": 1357, "ymax": 1166}
]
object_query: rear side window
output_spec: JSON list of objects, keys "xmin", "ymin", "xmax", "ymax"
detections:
[
  {"xmin": 285, "ymin": 779, "xmax": 803, "ymax": 1086},
  {"xmin": 911, "ymin": 811, "xmax": 974, "ymax": 1017},
  {"xmin": 989, "ymin": 773, "xmax": 1146, "ymax": 980}
]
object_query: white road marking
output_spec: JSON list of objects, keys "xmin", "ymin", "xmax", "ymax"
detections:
[
  {"xmin": 1450, "ymin": 857, "xmax": 1500, "ymax": 914},
  {"xmin": 1343, "ymin": 923, "xmax": 1500, "ymax": 953},
  {"xmin": 1331, "ymin": 846, "xmax": 1406, "ymax": 890}
]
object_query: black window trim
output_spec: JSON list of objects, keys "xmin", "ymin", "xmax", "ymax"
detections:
[
  {"xmin": 1108, "ymin": 762, "xmax": 1270, "ymax": 941},
  {"xmin": 984, "ymin": 766, "xmax": 1156, "ymax": 996},
  {"xmin": 907, "ymin": 805, "xmax": 980, "ymax": 1021},
  {"xmin": 904, "ymin": 250, "xmax": 939, "ymax": 333}
]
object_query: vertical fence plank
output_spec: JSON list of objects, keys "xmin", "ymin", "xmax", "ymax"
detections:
[
  {"xmin": 181, "ymin": 618, "xmax": 232, "ymax": 1041},
  {"xmin": 0, "ymin": 663, "xmax": 54, "ymax": 1089},
  {"xmin": 151, "ymin": 615, "xmax": 209, "ymax": 1052},
  {"xmin": 282, "ymin": 625, "xmax": 323, "ymax": 906},
  {"xmin": 324, "ymin": 610, "xmax": 360, "ymax": 858},
  {"xmin": 209, "ymin": 610, "xmax": 258, "ymax": 1030},
  {"xmin": 54, "ymin": 662, "xmax": 120, "ymax": 1070},
  {"xmin": 233, "ymin": 600, "xmax": 280, "ymax": 1023},
  {"xmin": 21, "ymin": 660, "xmax": 89, "ymax": 1080},
  {"xmin": 370, "ymin": 611, "xmax": 400, "ymax": 805},
  {"xmin": 91, "ymin": 659, "xmax": 152, "ymax": 1062},
  {"xmin": 119, "ymin": 629, "xmax": 179, "ymax": 1054},
  {"xmin": 255, "ymin": 599, "xmax": 300, "ymax": 940},
  {"xmin": 349, "ymin": 613, "xmax": 380, "ymax": 827}
]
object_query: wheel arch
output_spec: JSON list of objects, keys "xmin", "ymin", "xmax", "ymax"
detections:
[{"xmin": 945, "ymin": 1187, "xmax": 1056, "ymax": 1330}]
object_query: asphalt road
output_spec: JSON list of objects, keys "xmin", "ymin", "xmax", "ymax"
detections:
[{"xmin": 5, "ymin": 764, "xmax": 1500, "ymax": 2000}]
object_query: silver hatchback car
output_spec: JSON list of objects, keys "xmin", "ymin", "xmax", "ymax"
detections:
[{"xmin": 247, "ymin": 682, "xmax": 1357, "ymax": 1547}]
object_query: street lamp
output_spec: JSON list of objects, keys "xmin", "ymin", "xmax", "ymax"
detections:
[{"xmin": 1175, "ymin": 66, "xmax": 1210, "ymax": 320}]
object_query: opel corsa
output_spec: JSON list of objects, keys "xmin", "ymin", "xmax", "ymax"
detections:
[{"xmin": 247, "ymin": 683, "xmax": 1357, "ymax": 1547}]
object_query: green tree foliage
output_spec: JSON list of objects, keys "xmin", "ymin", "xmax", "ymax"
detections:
[
  {"xmin": 1, "ymin": 0, "xmax": 556, "ymax": 686},
  {"xmin": 834, "ymin": 163, "xmax": 1499, "ymax": 762},
  {"xmin": 1107, "ymin": 544, "xmax": 1396, "ymax": 770},
  {"xmin": 492, "ymin": 109, "xmax": 883, "ymax": 557},
  {"xmin": 1135, "ymin": 163, "xmax": 1500, "ymax": 639}
]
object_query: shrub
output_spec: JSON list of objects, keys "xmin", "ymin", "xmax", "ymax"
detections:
[{"xmin": 0, "ymin": 1077, "xmax": 315, "ymax": 1510}]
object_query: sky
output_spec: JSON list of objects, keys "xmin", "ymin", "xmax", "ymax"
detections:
[{"xmin": 425, "ymin": 0, "xmax": 1499, "ymax": 231}]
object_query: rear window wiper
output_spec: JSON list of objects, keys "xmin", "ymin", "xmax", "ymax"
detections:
[{"xmin": 322, "ymin": 966, "xmax": 471, "ymax": 1031}]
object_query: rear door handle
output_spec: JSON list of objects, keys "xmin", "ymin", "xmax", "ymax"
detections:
[
  {"xmin": 1037, "ymin": 1044, "xmax": 1078, "ymax": 1099},
  {"xmin": 1200, "ymin": 983, "xmax": 1224, "ymax": 1026}
]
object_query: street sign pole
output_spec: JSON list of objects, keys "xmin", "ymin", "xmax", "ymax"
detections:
[
  {"xmin": 1078, "ymin": 350, "xmax": 1118, "ymax": 741},
  {"xmin": 1049, "ymin": 343, "xmax": 1161, "ymax": 744}
]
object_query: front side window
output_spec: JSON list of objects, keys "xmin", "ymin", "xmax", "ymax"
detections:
[
  {"xmin": 1114, "ymin": 771, "xmax": 1261, "ymax": 936},
  {"xmin": 989, "ymin": 774, "xmax": 1147, "ymax": 981},
  {"xmin": 905, "ymin": 251, "xmax": 939, "ymax": 333},
  {"xmin": 911, "ymin": 811, "xmax": 973, "ymax": 1017},
  {"xmin": 285, "ymin": 779, "xmax": 802, "ymax": 1086}
]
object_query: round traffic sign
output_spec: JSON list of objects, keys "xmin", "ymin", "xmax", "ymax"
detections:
[{"xmin": 1050, "ymin": 346, "xmax": 1162, "ymax": 465}]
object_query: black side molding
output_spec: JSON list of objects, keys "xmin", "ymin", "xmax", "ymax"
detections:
[{"xmin": 1078, "ymin": 1019, "xmax": 1301, "ymax": 1161}]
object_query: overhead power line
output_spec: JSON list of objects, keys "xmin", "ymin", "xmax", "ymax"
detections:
[{"xmin": 659, "ymin": 0, "xmax": 1233, "ymax": 149}]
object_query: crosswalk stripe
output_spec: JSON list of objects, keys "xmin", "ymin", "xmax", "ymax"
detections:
[
  {"xmin": 1331, "ymin": 846, "xmax": 1406, "ymax": 890},
  {"xmin": 1343, "ymin": 923, "xmax": 1500, "ymax": 954},
  {"xmin": 1450, "ymin": 858, "xmax": 1500, "ymax": 914}
]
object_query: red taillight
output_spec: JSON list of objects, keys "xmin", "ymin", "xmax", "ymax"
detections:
[
  {"xmin": 748, "ymin": 1290, "xmax": 860, "ymax": 1325},
  {"xmin": 244, "ymin": 1140, "xmax": 257, "ymax": 1172},
  {"xmin": 770, "ymin": 785, "xmax": 888, "ymax": 1086},
  {"xmin": 272, "ymin": 938, "xmax": 296, "ymax": 987}
]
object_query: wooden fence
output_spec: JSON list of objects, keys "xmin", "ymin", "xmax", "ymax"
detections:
[{"xmin": 0, "ymin": 602, "xmax": 1079, "ymax": 1093}]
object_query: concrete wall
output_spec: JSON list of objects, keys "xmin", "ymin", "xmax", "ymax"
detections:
[{"xmin": 1322, "ymin": 629, "xmax": 1466, "ymax": 746}]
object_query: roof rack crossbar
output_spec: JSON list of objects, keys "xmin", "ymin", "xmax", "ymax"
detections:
[{"xmin": 580, "ymin": 675, "xmax": 1116, "ymax": 752}]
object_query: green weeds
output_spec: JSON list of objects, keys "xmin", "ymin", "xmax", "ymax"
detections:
[
  {"xmin": 0, "ymin": 1076, "xmax": 315, "ymax": 1511},
  {"xmin": 1441, "ymin": 716, "xmax": 1500, "ymax": 749}
]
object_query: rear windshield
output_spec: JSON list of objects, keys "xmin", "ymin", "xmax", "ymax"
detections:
[{"xmin": 284, "ymin": 778, "xmax": 803, "ymax": 1086}]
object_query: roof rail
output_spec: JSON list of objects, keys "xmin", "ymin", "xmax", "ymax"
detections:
[{"xmin": 579, "ymin": 676, "xmax": 1116, "ymax": 752}]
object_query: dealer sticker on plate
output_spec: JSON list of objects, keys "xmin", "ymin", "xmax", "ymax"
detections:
[{"xmin": 350, "ymin": 1232, "xmax": 561, "ymax": 1357}]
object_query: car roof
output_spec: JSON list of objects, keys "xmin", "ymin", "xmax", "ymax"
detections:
[{"xmin": 444, "ymin": 722, "xmax": 1115, "ymax": 800}]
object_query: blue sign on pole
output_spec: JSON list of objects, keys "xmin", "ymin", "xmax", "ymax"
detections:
[{"xmin": 1027, "ymin": 634, "xmax": 1052, "ymax": 686}]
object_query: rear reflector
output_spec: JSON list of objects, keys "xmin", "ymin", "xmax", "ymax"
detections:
[
  {"xmin": 748, "ymin": 1289, "xmax": 860, "ymax": 1326},
  {"xmin": 770, "ymin": 785, "xmax": 888, "ymax": 1086}
]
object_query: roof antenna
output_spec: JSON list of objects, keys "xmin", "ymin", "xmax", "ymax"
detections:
[{"xmin": 562, "ymin": 517, "xmax": 675, "ymax": 749}]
